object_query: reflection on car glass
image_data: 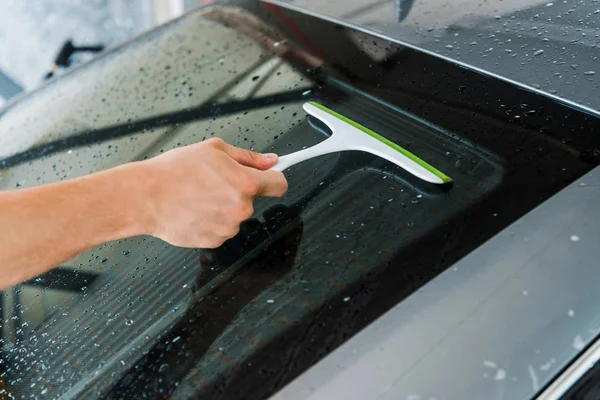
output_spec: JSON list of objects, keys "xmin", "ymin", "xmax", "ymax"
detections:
[
  {"xmin": 0, "ymin": 63, "xmax": 502, "ymax": 399},
  {"xmin": 108, "ymin": 205, "xmax": 303, "ymax": 397},
  {"xmin": 2, "ymin": 3, "xmax": 598, "ymax": 399},
  {"xmin": 0, "ymin": 7, "xmax": 318, "ymax": 398},
  {"xmin": 0, "ymin": 89, "xmax": 310, "ymax": 171}
]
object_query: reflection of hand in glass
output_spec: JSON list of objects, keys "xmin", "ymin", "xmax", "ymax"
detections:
[
  {"xmin": 195, "ymin": 204, "xmax": 303, "ymax": 289},
  {"xmin": 108, "ymin": 205, "xmax": 303, "ymax": 398}
]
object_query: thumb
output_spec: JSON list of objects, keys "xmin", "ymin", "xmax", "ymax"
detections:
[{"xmin": 223, "ymin": 143, "xmax": 279, "ymax": 170}]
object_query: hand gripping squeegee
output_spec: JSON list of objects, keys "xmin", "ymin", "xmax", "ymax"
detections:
[{"xmin": 271, "ymin": 102, "xmax": 452, "ymax": 184}]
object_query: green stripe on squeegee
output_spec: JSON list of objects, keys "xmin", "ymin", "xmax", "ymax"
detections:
[{"xmin": 308, "ymin": 101, "xmax": 453, "ymax": 184}]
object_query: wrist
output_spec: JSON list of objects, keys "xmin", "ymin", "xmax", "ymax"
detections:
[
  {"xmin": 108, "ymin": 161, "xmax": 158, "ymax": 239},
  {"xmin": 76, "ymin": 161, "xmax": 156, "ymax": 243}
]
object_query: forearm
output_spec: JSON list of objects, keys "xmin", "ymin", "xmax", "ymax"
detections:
[
  {"xmin": 0, "ymin": 139, "xmax": 287, "ymax": 289},
  {"xmin": 0, "ymin": 163, "xmax": 147, "ymax": 289}
]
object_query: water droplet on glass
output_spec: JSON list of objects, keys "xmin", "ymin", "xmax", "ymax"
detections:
[
  {"xmin": 584, "ymin": 71, "xmax": 596, "ymax": 76},
  {"xmin": 125, "ymin": 319, "xmax": 134, "ymax": 326},
  {"xmin": 570, "ymin": 235, "xmax": 580, "ymax": 242},
  {"xmin": 266, "ymin": 299, "xmax": 275, "ymax": 304},
  {"xmin": 343, "ymin": 297, "xmax": 350, "ymax": 302},
  {"xmin": 540, "ymin": 358, "xmax": 556, "ymax": 371},
  {"xmin": 568, "ymin": 309, "xmax": 575, "ymax": 317},
  {"xmin": 494, "ymin": 369, "xmax": 507, "ymax": 381},
  {"xmin": 411, "ymin": 194, "xmax": 423, "ymax": 204},
  {"xmin": 573, "ymin": 335, "xmax": 585, "ymax": 350},
  {"xmin": 172, "ymin": 336, "xmax": 181, "ymax": 343},
  {"xmin": 528, "ymin": 365, "xmax": 540, "ymax": 391},
  {"xmin": 533, "ymin": 49, "xmax": 544, "ymax": 56},
  {"xmin": 546, "ymin": 2, "xmax": 554, "ymax": 6}
]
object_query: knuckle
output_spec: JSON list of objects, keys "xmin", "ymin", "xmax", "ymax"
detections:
[
  {"xmin": 237, "ymin": 202, "xmax": 254, "ymax": 220},
  {"xmin": 229, "ymin": 224, "xmax": 241, "ymax": 237},
  {"xmin": 244, "ymin": 150, "xmax": 257, "ymax": 161},
  {"xmin": 205, "ymin": 137, "xmax": 225, "ymax": 147},
  {"xmin": 240, "ymin": 175, "xmax": 260, "ymax": 196},
  {"xmin": 279, "ymin": 175, "xmax": 289, "ymax": 194},
  {"xmin": 204, "ymin": 238, "xmax": 222, "ymax": 249},
  {"xmin": 218, "ymin": 223, "xmax": 239, "ymax": 239},
  {"xmin": 202, "ymin": 231, "xmax": 226, "ymax": 248},
  {"xmin": 268, "ymin": 172, "xmax": 288, "ymax": 197}
]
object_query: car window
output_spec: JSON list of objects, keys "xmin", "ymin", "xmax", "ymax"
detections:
[
  {"xmin": 0, "ymin": 7, "xmax": 313, "ymax": 398},
  {"xmin": 0, "ymin": 4, "xmax": 595, "ymax": 400}
]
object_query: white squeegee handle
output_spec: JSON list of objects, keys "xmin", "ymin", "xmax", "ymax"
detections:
[{"xmin": 270, "ymin": 102, "xmax": 451, "ymax": 185}]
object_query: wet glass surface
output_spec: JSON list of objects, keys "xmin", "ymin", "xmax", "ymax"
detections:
[{"xmin": 0, "ymin": 3, "xmax": 599, "ymax": 399}]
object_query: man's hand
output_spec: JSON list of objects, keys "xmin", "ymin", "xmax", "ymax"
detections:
[
  {"xmin": 0, "ymin": 139, "xmax": 288, "ymax": 288},
  {"xmin": 137, "ymin": 138, "xmax": 288, "ymax": 248}
]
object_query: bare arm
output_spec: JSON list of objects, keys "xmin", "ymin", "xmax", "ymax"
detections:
[{"xmin": 0, "ymin": 138, "xmax": 288, "ymax": 289}]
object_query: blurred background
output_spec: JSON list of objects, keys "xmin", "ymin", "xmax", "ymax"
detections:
[{"xmin": 0, "ymin": 0, "xmax": 211, "ymax": 108}]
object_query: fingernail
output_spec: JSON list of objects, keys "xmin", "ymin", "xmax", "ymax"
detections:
[{"xmin": 264, "ymin": 153, "xmax": 278, "ymax": 160}]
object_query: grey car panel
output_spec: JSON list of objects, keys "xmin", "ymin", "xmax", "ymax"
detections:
[{"xmin": 273, "ymin": 166, "xmax": 600, "ymax": 400}]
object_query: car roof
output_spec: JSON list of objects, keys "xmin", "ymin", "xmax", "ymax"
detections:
[{"xmin": 267, "ymin": 0, "xmax": 600, "ymax": 113}]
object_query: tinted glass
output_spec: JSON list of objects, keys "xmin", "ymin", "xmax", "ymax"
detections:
[
  {"xmin": 0, "ymin": 4, "xmax": 598, "ymax": 399},
  {"xmin": 0, "ymin": 7, "xmax": 312, "ymax": 398}
]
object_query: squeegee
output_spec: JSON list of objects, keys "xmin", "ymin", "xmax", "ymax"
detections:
[{"xmin": 271, "ymin": 102, "xmax": 452, "ymax": 185}]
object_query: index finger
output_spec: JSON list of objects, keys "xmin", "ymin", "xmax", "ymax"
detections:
[{"xmin": 248, "ymin": 168, "xmax": 289, "ymax": 198}]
